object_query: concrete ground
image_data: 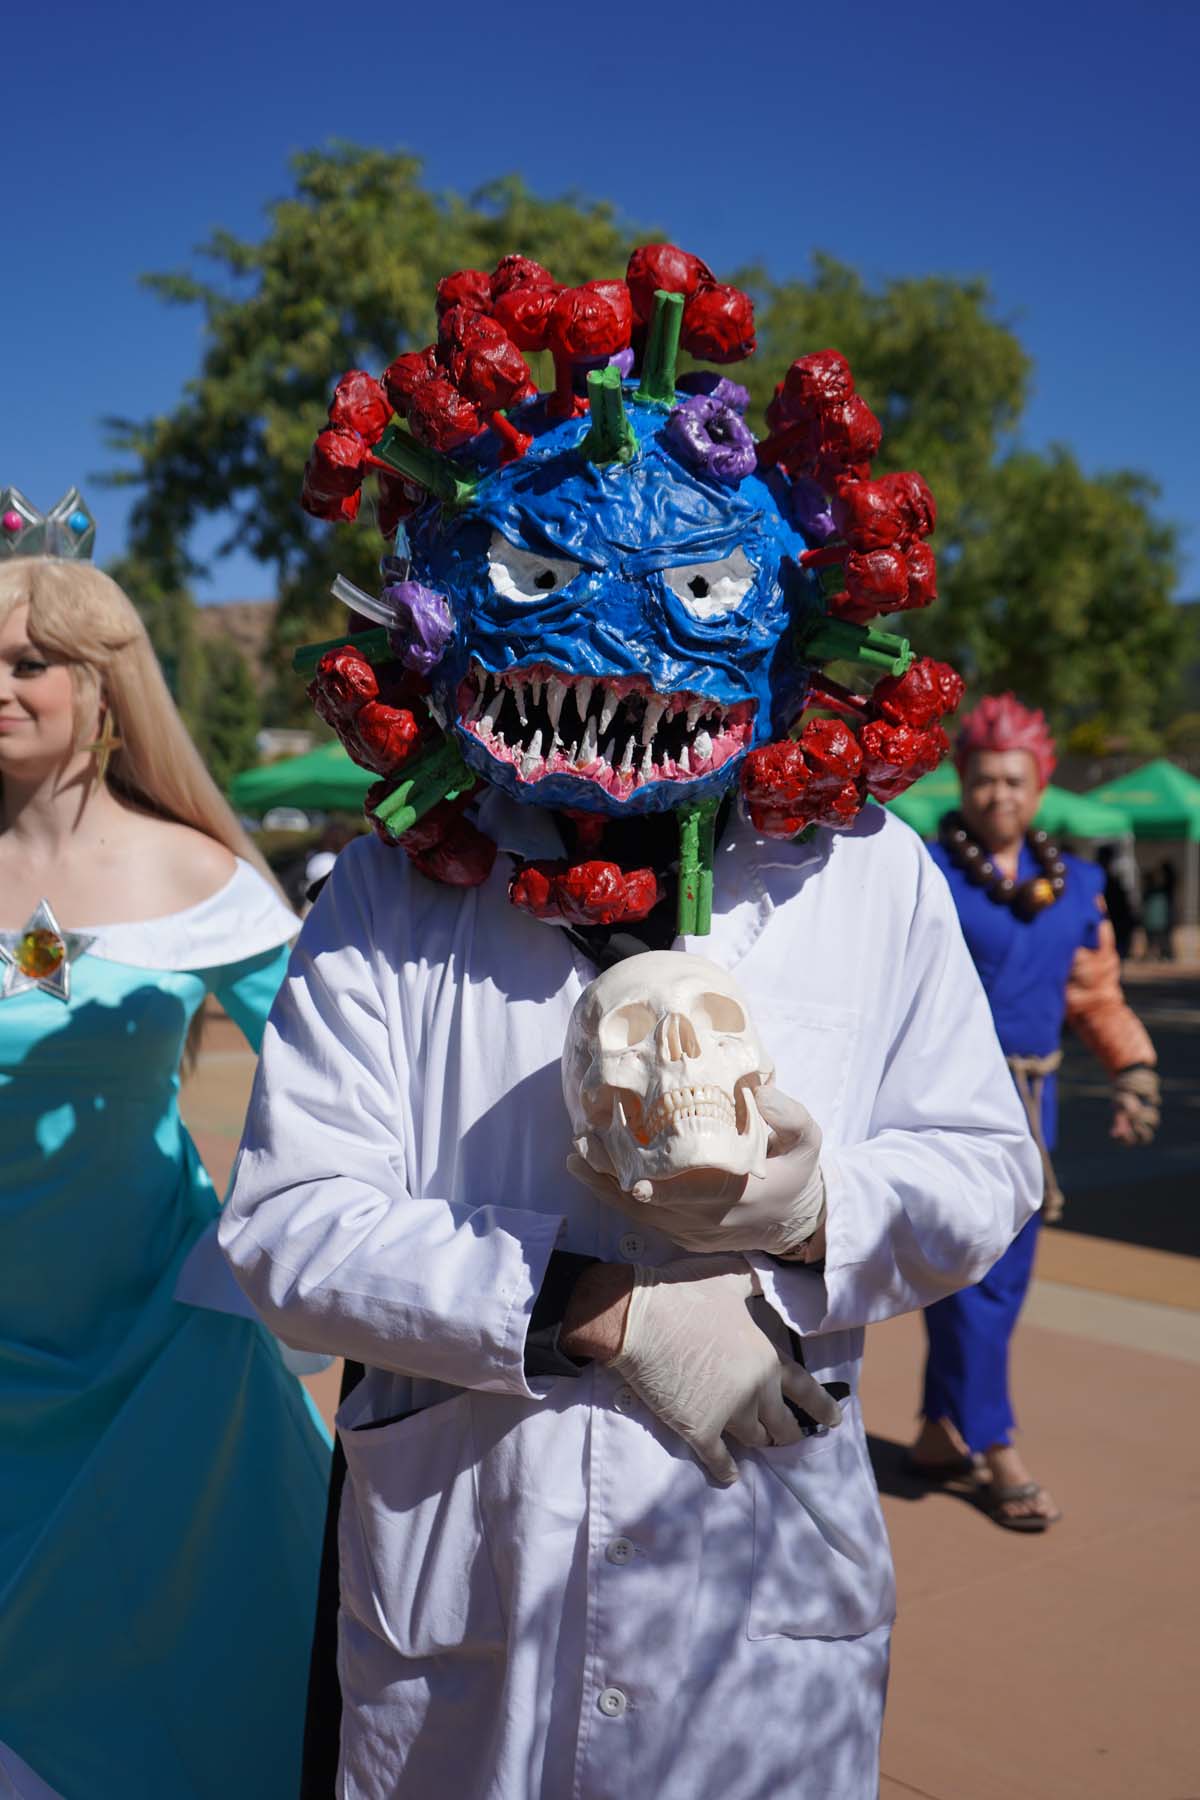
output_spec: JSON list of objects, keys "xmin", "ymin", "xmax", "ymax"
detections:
[{"xmin": 183, "ymin": 976, "xmax": 1200, "ymax": 1800}]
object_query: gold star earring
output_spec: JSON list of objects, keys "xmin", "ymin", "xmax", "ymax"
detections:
[{"xmin": 84, "ymin": 707, "xmax": 123, "ymax": 784}]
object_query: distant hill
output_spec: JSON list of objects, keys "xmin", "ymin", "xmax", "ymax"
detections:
[{"xmin": 195, "ymin": 599, "xmax": 277, "ymax": 691}]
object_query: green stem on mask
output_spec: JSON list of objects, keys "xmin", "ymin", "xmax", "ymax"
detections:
[
  {"xmin": 676, "ymin": 795, "xmax": 720, "ymax": 936},
  {"xmin": 368, "ymin": 736, "xmax": 475, "ymax": 840},
  {"xmin": 368, "ymin": 426, "xmax": 479, "ymax": 507},
  {"xmin": 579, "ymin": 367, "xmax": 638, "ymax": 465},
  {"xmin": 797, "ymin": 614, "xmax": 914, "ymax": 676},
  {"xmin": 636, "ymin": 290, "xmax": 685, "ymax": 409},
  {"xmin": 292, "ymin": 627, "xmax": 392, "ymax": 676}
]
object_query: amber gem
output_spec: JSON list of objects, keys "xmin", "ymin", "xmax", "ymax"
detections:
[{"xmin": 17, "ymin": 928, "xmax": 65, "ymax": 978}]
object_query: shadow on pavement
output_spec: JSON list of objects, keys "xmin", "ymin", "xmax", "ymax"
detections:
[{"xmin": 867, "ymin": 1433, "xmax": 983, "ymax": 1514}]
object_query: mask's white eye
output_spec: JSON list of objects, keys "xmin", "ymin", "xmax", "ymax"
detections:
[
  {"xmin": 487, "ymin": 532, "xmax": 582, "ymax": 603},
  {"xmin": 663, "ymin": 547, "xmax": 756, "ymax": 620}
]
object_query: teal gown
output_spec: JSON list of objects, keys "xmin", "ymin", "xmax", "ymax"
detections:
[{"xmin": 0, "ymin": 863, "xmax": 329, "ymax": 1800}]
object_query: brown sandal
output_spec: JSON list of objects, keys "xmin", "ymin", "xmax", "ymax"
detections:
[{"xmin": 982, "ymin": 1479, "xmax": 1062, "ymax": 1532}]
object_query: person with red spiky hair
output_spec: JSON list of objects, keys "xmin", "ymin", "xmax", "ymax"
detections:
[{"xmin": 908, "ymin": 693, "xmax": 1159, "ymax": 1531}]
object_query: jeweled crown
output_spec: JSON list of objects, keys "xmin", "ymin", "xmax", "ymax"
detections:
[{"xmin": 0, "ymin": 487, "xmax": 96, "ymax": 560}]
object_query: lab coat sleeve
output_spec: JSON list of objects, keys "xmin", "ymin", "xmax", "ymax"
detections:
[
  {"xmin": 218, "ymin": 849, "xmax": 564, "ymax": 1397},
  {"xmin": 750, "ymin": 847, "xmax": 1042, "ymax": 1336}
]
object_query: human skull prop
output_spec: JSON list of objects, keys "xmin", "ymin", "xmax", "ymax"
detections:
[{"xmin": 562, "ymin": 951, "xmax": 774, "ymax": 1194}]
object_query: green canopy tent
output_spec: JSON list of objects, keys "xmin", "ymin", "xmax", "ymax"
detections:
[
  {"xmin": 886, "ymin": 768, "xmax": 1131, "ymax": 840},
  {"xmin": 229, "ymin": 740, "xmax": 374, "ymax": 814},
  {"xmin": 1086, "ymin": 759, "xmax": 1200, "ymax": 925}
]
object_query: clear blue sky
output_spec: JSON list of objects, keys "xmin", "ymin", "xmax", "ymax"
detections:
[{"xmin": 3, "ymin": 0, "xmax": 1197, "ymax": 601}]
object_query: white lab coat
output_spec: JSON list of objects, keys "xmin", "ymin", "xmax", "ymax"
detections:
[{"xmin": 222, "ymin": 802, "xmax": 1040, "ymax": 1800}]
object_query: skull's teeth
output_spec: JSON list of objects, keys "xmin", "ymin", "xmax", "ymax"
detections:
[{"xmin": 643, "ymin": 1084, "xmax": 737, "ymax": 1141}]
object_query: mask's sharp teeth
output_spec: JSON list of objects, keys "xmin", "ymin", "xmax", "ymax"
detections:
[
  {"xmin": 580, "ymin": 716, "xmax": 599, "ymax": 764},
  {"xmin": 678, "ymin": 744, "xmax": 691, "ymax": 774},
  {"xmin": 568, "ymin": 738, "xmax": 580, "ymax": 764},
  {"xmin": 547, "ymin": 676, "xmax": 567, "ymax": 731},
  {"xmin": 641, "ymin": 695, "xmax": 667, "ymax": 747},
  {"xmin": 481, "ymin": 690, "xmax": 504, "ymax": 734},
  {"xmin": 465, "ymin": 688, "xmax": 485, "ymax": 724},
  {"xmin": 686, "ymin": 699, "xmax": 702, "ymax": 731},
  {"xmin": 599, "ymin": 686, "xmax": 619, "ymax": 736},
  {"xmin": 619, "ymin": 736, "xmax": 636, "ymax": 775},
  {"xmin": 577, "ymin": 677, "xmax": 595, "ymax": 719},
  {"xmin": 602, "ymin": 743, "xmax": 615, "ymax": 767},
  {"xmin": 531, "ymin": 675, "xmax": 544, "ymax": 708},
  {"xmin": 513, "ymin": 676, "xmax": 528, "ymax": 726},
  {"xmin": 528, "ymin": 729, "xmax": 544, "ymax": 761},
  {"xmin": 640, "ymin": 744, "xmax": 654, "ymax": 781},
  {"xmin": 694, "ymin": 728, "xmax": 713, "ymax": 764}
]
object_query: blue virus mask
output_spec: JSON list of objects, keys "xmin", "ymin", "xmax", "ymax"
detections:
[{"xmin": 410, "ymin": 393, "xmax": 815, "ymax": 818}]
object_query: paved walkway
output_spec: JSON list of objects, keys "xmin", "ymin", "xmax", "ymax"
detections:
[{"xmin": 183, "ymin": 1006, "xmax": 1200, "ymax": 1800}]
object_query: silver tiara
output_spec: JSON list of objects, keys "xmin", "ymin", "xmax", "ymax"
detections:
[{"xmin": 0, "ymin": 487, "xmax": 96, "ymax": 560}]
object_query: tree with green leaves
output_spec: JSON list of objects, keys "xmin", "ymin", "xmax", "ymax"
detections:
[
  {"xmin": 106, "ymin": 147, "xmax": 639, "ymax": 719},
  {"xmin": 106, "ymin": 550, "xmax": 261, "ymax": 782},
  {"xmin": 108, "ymin": 144, "xmax": 1182, "ymax": 740}
]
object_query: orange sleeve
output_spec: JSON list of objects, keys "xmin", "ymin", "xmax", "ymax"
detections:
[{"xmin": 1064, "ymin": 916, "xmax": 1156, "ymax": 1074}]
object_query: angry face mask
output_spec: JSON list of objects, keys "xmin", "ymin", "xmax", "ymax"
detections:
[{"xmin": 296, "ymin": 246, "xmax": 964, "ymax": 934}]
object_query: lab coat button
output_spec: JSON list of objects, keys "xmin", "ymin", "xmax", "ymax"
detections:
[
  {"xmin": 597, "ymin": 1686, "xmax": 628, "ymax": 1718},
  {"xmin": 613, "ymin": 1386, "xmax": 637, "ymax": 1412},
  {"xmin": 618, "ymin": 1233, "xmax": 645, "ymax": 1259},
  {"xmin": 606, "ymin": 1537, "xmax": 635, "ymax": 1565}
]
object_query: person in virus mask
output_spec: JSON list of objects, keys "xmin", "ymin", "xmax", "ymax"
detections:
[{"xmin": 221, "ymin": 247, "xmax": 1041, "ymax": 1799}]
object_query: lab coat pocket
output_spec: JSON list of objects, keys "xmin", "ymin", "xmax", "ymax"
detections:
[
  {"xmin": 337, "ymin": 1389, "xmax": 506, "ymax": 1658},
  {"xmin": 759, "ymin": 999, "xmax": 860, "ymax": 1139},
  {"xmin": 747, "ymin": 1401, "xmax": 896, "ymax": 1641}
]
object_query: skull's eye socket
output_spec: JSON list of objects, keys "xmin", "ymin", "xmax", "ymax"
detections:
[
  {"xmin": 691, "ymin": 992, "xmax": 747, "ymax": 1034},
  {"xmin": 598, "ymin": 1001, "xmax": 657, "ymax": 1051},
  {"xmin": 487, "ymin": 531, "xmax": 582, "ymax": 603},
  {"xmin": 663, "ymin": 547, "xmax": 756, "ymax": 620}
]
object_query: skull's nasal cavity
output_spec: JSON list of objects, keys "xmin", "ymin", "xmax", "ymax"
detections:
[{"xmin": 656, "ymin": 1011, "xmax": 702, "ymax": 1063}]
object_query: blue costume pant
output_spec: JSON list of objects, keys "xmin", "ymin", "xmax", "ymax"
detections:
[{"xmin": 921, "ymin": 1214, "xmax": 1040, "ymax": 1451}]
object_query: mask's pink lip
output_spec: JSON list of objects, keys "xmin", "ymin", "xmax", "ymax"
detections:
[{"xmin": 455, "ymin": 661, "xmax": 754, "ymax": 794}]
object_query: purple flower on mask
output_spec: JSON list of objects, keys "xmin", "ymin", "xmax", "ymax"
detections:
[
  {"xmin": 665, "ymin": 395, "xmax": 757, "ymax": 486},
  {"xmin": 384, "ymin": 580, "xmax": 454, "ymax": 676},
  {"xmin": 789, "ymin": 477, "xmax": 837, "ymax": 544},
  {"xmin": 676, "ymin": 370, "xmax": 751, "ymax": 415}
]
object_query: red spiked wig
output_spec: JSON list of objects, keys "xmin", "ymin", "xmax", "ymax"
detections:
[{"xmin": 953, "ymin": 693, "xmax": 1056, "ymax": 788}]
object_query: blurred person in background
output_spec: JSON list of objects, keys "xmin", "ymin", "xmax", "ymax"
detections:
[
  {"xmin": 0, "ymin": 552, "xmax": 328, "ymax": 1800},
  {"xmin": 302, "ymin": 818, "xmax": 357, "ymax": 909},
  {"xmin": 909, "ymin": 695, "xmax": 1160, "ymax": 1530},
  {"xmin": 1142, "ymin": 860, "xmax": 1177, "ymax": 960},
  {"xmin": 1096, "ymin": 843, "xmax": 1137, "ymax": 961}
]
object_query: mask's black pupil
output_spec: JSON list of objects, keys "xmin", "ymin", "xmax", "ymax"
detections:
[
  {"xmin": 534, "ymin": 570, "xmax": 557, "ymax": 591},
  {"xmin": 688, "ymin": 575, "xmax": 710, "ymax": 598}
]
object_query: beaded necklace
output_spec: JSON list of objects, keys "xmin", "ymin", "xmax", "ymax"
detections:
[{"xmin": 938, "ymin": 811, "xmax": 1066, "ymax": 922}]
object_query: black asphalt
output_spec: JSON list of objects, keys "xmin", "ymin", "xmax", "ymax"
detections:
[{"xmin": 1054, "ymin": 973, "xmax": 1200, "ymax": 1257}]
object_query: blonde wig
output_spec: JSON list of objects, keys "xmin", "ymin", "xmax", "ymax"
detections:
[{"xmin": 0, "ymin": 557, "xmax": 285, "ymax": 1061}]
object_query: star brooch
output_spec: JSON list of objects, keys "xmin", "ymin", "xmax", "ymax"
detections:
[{"xmin": 0, "ymin": 899, "xmax": 95, "ymax": 1002}]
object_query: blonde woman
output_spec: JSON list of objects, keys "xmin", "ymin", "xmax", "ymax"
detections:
[{"xmin": 0, "ymin": 559, "xmax": 328, "ymax": 1800}]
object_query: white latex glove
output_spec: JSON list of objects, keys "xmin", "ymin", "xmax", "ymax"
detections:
[
  {"xmin": 609, "ymin": 1255, "xmax": 843, "ymax": 1485},
  {"xmin": 569, "ymin": 1084, "xmax": 826, "ymax": 1258}
]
